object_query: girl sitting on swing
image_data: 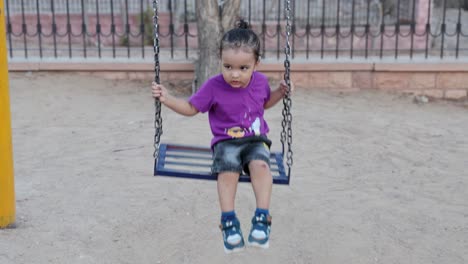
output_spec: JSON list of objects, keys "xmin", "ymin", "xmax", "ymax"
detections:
[{"xmin": 151, "ymin": 19, "xmax": 293, "ymax": 253}]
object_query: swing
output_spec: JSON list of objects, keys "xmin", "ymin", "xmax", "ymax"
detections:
[{"xmin": 152, "ymin": 0, "xmax": 293, "ymax": 185}]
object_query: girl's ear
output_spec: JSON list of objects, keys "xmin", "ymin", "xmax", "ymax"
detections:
[{"xmin": 254, "ymin": 59, "xmax": 260, "ymax": 70}]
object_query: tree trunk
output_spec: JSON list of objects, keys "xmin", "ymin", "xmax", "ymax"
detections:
[
  {"xmin": 220, "ymin": 0, "xmax": 241, "ymax": 34},
  {"xmin": 194, "ymin": 0, "xmax": 241, "ymax": 90},
  {"xmin": 195, "ymin": 0, "xmax": 221, "ymax": 89}
]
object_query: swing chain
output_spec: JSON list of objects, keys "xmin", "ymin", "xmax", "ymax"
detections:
[
  {"xmin": 281, "ymin": 0, "xmax": 293, "ymax": 170},
  {"xmin": 153, "ymin": 0, "xmax": 163, "ymax": 160}
]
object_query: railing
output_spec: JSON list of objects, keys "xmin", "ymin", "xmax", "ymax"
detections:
[{"xmin": 4, "ymin": 0, "xmax": 468, "ymax": 61}]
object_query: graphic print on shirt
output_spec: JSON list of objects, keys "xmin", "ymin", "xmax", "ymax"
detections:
[
  {"xmin": 225, "ymin": 107, "xmax": 261, "ymax": 138},
  {"xmin": 226, "ymin": 126, "xmax": 246, "ymax": 138},
  {"xmin": 250, "ymin": 117, "xmax": 261, "ymax": 135}
]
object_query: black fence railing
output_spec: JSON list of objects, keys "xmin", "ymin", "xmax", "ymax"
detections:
[{"xmin": 4, "ymin": 0, "xmax": 468, "ymax": 61}]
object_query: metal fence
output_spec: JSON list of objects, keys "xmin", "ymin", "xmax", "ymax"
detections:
[{"xmin": 4, "ymin": 0, "xmax": 468, "ymax": 61}]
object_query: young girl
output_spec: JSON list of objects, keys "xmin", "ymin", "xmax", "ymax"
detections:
[{"xmin": 151, "ymin": 20, "xmax": 292, "ymax": 253}]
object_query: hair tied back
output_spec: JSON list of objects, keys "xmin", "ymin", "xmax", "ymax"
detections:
[{"xmin": 236, "ymin": 19, "xmax": 251, "ymax": 30}]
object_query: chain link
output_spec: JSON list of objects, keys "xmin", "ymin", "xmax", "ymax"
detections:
[
  {"xmin": 281, "ymin": 0, "xmax": 293, "ymax": 177},
  {"xmin": 153, "ymin": 0, "xmax": 163, "ymax": 161}
]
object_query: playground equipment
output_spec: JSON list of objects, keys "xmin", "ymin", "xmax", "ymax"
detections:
[
  {"xmin": 152, "ymin": 0, "xmax": 293, "ymax": 185},
  {"xmin": 0, "ymin": 0, "xmax": 16, "ymax": 228}
]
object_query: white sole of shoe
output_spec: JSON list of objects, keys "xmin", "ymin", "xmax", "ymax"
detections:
[
  {"xmin": 247, "ymin": 240, "xmax": 269, "ymax": 249},
  {"xmin": 224, "ymin": 245, "xmax": 245, "ymax": 254}
]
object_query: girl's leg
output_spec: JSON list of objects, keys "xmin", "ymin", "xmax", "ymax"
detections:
[
  {"xmin": 217, "ymin": 171, "xmax": 245, "ymax": 253},
  {"xmin": 217, "ymin": 171, "xmax": 241, "ymax": 211},
  {"xmin": 247, "ymin": 160, "xmax": 273, "ymax": 249},
  {"xmin": 248, "ymin": 160, "xmax": 272, "ymax": 209}
]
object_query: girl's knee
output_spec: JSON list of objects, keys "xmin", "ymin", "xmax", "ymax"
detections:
[
  {"xmin": 218, "ymin": 171, "xmax": 240, "ymax": 179},
  {"xmin": 249, "ymin": 160, "xmax": 269, "ymax": 171}
]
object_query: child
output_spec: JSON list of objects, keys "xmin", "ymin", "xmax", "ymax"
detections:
[{"xmin": 151, "ymin": 19, "xmax": 292, "ymax": 253}]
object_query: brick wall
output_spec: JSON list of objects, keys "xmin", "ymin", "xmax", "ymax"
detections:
[
  {"xmin": 8, "ymin": 60, "xmax": 468, "ymax": 100},
  {"xmin": 287, "ymin": 63, "xmax": 468, "ymax": 100}
]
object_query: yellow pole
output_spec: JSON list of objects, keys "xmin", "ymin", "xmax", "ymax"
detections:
[{"xmin": 0, "ymin": 1, "xmax": 16, "ymax": 228}]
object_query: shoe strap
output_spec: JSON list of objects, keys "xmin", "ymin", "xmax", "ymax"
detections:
[
  {"xmin": 219, "ymin": 219, "xmax": 239, "ymax": 231},
  {"xmin": 253, "ymin": 214, "xmax": 272, "ymax": 226}
]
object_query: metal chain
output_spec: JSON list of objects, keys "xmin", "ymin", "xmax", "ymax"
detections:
[
  {"xmin": 153, "ymin": 0, "xmax": 163, "ymax": 161},
  {"xmin": 281, "ymin": 0, "xmax": 293, "ymax": 177}
]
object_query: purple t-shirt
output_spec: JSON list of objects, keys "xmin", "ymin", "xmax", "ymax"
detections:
[{"xmin": 189, "ymin": 71, "xmax": 271, "ymax": 147}]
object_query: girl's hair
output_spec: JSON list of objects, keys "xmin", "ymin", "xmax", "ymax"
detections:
[{"xmin": 220, "ymin": 19, "xmax": 261, "ymax": 62}]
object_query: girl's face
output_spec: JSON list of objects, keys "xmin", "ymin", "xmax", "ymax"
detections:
[{"xmin": 221, "ymin": 48, "xmax": 259, "ymax": 88}]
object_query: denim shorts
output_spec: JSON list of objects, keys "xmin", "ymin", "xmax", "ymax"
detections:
[{"xmin": 212, "ymin": 135, "xmax": 272, "ymax": 175}]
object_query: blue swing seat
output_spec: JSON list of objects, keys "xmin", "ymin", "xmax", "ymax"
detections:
[{"xmin": 154, "ymin": 143, "xmax": 289, "ymax": 185}]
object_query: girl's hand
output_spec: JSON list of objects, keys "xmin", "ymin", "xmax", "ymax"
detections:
[
  {"xmin": 279, "ymin": 80, "xmax": 294, "ymax": 97},
  {"xmin": 151, "ymin": 82, "xmax": 169, "ymax": 103}
]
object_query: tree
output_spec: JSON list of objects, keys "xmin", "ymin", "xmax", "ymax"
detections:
[{"xmin": 195, "ymin": 0, "xmax": 241, "ymax": 89}]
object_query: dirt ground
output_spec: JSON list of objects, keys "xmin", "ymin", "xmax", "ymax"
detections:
[{"xmin": 1, "ymin": 72, "xmax": 467, "ymax": 264}]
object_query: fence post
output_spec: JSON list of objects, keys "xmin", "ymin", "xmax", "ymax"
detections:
[{"xmin": 0, "ymin": 0, "xmax": 16, "ymax": 228}]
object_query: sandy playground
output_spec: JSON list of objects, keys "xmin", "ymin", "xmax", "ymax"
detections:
[{"xmin": 0, "ymin": 72, "xmax": 467, "ymax": 264}]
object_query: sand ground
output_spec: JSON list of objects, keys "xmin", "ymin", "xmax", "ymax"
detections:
[{"xmin": 1, "ymin": 72, "xmax": 467, "ymax": 264}]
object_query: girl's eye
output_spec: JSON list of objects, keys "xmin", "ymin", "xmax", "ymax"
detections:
[
  {"xmin": 224, "ymin": 65, "xmax": 231, "ymax": 70},
  {"xmin": 241, "ymin": 66, "xmax": 249, "ymax": 70}
]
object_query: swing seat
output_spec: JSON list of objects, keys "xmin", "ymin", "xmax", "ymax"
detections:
[{"xmin": 154, "ymin": 143, "xmax": 290, "ymax": 185}]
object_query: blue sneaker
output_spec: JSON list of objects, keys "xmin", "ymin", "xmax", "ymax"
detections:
[
  {"xmin": 219, "ymin": 218, "xmax": 245, "ymax": 253},
  {"xmin": 247, "ymin": 214, "xmax": 272, "ymax": 249}
]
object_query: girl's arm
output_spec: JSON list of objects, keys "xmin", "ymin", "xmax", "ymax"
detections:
[
  {"xmin": 152, "ymin": 82, "xmax": 199, "ymax": 116},
  {"xmin": 264, "ymin": 80, "xmax": 293, "ymax": 109}
]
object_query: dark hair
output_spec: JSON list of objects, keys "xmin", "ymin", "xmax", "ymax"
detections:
[{"xmin": 219, "ymin": 19, "xmax": 261, "ymax": 62}]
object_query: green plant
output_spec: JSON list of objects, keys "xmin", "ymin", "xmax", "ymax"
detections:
[
  {"xmin": 140, "ymin": 7, "xmax": 154, "ymax": 46},
  {"xmin": 120, "ymin": 35, "xmax": 129, "ymax": 46}
]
